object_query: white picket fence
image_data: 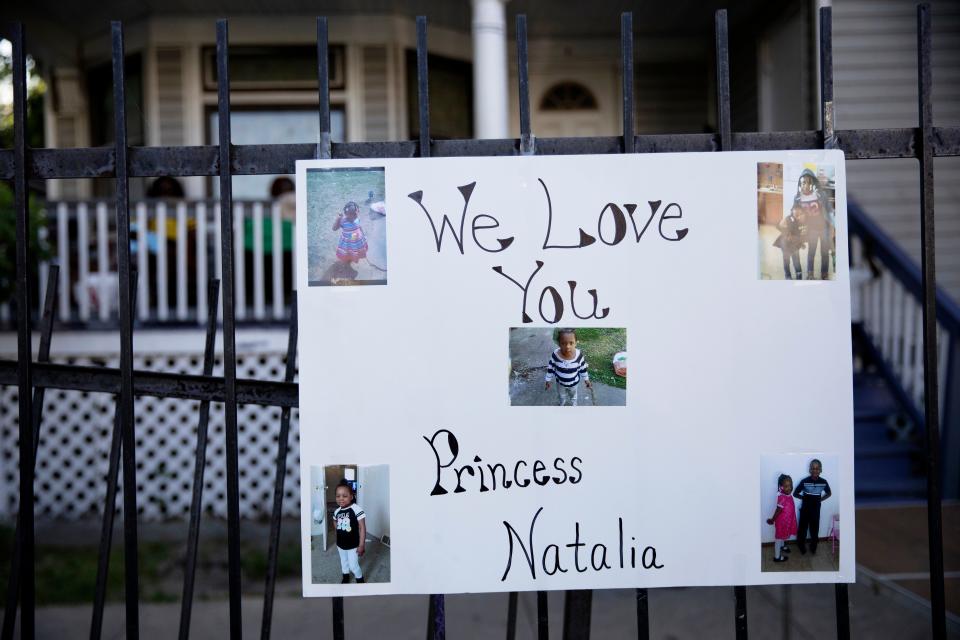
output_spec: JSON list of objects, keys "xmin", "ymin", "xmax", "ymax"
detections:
[{"xmin": 3, "ymin": 199, "xmax": 297, "ymax": 325}]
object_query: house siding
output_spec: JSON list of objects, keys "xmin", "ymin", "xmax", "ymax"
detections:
[{"xmin": 834, "ymin": 0, "xmax": 960, "ymax": 299}]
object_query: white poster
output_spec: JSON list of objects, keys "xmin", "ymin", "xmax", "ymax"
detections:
[{"xmin": 296, "ymin": 150, "xmax": 855, "ymax": 597}]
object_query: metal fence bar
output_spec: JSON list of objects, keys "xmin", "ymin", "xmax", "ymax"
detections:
[
  {"xmin": 537, "ymin": 591, "xmax": 549, "ymax": 640},
  {"xmin": 216, "ymin": 19, "xmax": 245, "ymax": 639},
  {"xmin": 417, "ymin": 16, "xmax": 430, "ymax": 158},
  {"xmin": 317, "ymin": 17, "xmax": 332, "ymax": 160},
  {"xmin": 916, "ymin": 4, "xmax": 946, "ymax": 638},
  {"xmin": 90, "ymin": 400, "xmax": 123, "ymax": 640},
  {"xmin": 89, "ymin": 271, "xmax": 137, "ymax": 640},
  {"xmin": 506, "ymin": 592, "xmax": 518, "ymax": 640},
  {"xmin": 714, "ymin": 9, "xmax": 731, "ymax": 150},
  {"xmin": 835, "ymin": 584, "xmax": 850, "ymax": 640},
  {"xmin": 2, "ymin": 129, "xmax": 959, "ymax": 183},
  {"xmin": 111, "ymin": 21, "xmax": 141, "ymax": 639},
  {"xmin": 415, "ymin": 16, "xmax": 446, "ymax": 637},
  {"xmin": 635, "ymin": 588, "xmax": 649, "ymax": 640},
  {"xmin": 619, "ymin": 14, "xmax": 649, "ymax": 638},
  {"xmin": 0, "ymin": 360, "xmax": 300, "ymax": 405},
  {"xmin": 332, "ymin": 596, "xmax": 345, "ymax": 640},
  {"xmin": 316, "ymin": 19, "xmax": 339, "ymax": 634},
  {"xmin": 1, "ymin": 266, "xmax": 57, "ymax": 640},
  {"xmin": 562, "ymin": 590, "xmax": 592, "ymax": 639},
  {"xmin": 260, "ymin": 294, "xmax": 298, "ymax": 640},
  {"xmin": 734, "ymin": 585, "xmax": 748, "ymax": 639},
  {"xmin": 12, "ymin": 27, "xmax": 38, "ymax": 634},
  {"xmin": 621, "ymin": 12, "xmax": 634, "ymax": 153},
  {"xmin": 426, "ymin": 591, "xmax": 445, "ymax": 640},
  {"xmin": 714, "ymin": 10, "xmax": 745, "ymax": 636},
  {"xmin": 177, "ymin": 279, "xmax": 220, "ymax": 640},
  {"xmin": 621, "ymin": 15, "xmax": 649, "ymax": 638},
  {"xmin": 819, "ymin": 7, "xmax": 835, "ymax": 148},
  {"xmin": 516, "ymin": 15, "xmax": 533, "ymax": 155},
  {"xmin": 819, "ymin": 9, "xmax": 851, "ymax": 636}
]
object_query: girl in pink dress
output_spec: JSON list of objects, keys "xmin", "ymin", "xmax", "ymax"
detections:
[{"xmin": 766, "ymin": 474, "xmax": 797, "ymax": 563}]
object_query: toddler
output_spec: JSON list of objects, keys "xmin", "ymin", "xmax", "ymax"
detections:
[
  {"xmin": 773, "ymin": 205, "xmax": 805, "ymax": 280},
  {"xmin": 766, "ymin": 473, "xmax": 797, "ymax": 563},
  {"xmin": 793, "ymin": 459, "xmax": 832, "ymax": 554},
  {"xmin": 545, "ymin": 328, "xmax": 591, "ymax": 406},
  {"xmin": 333, "ymin": 201, "xmax": 368, "ymax": 274},
  {"xmin": 333, "ymin": 479, "xmax": 366, "ymax": 583}
]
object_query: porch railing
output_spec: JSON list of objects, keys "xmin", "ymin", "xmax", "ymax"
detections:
[
  {"xmin": 849, "ymin": 200, "xmax": 960, "ymax": 497},
  {"xmin": 10, "ymin": 199, "xmax": 296, "ymax": 326}
]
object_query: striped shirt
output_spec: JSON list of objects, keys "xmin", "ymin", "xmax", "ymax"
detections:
[{"xmin": 545, "ymin": 349, "xmax": 589, "ymax": 387}]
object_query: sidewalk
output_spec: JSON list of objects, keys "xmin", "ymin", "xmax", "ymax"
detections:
[
  {"xmin": 855, "ymin": 502, "xmax": 960, "ymax": 622},
  {"xmin": 25, "ymin": 577, "xmax": 955, "ymax": 639},
  {"xmin": 11, "ymin": 506, "xmax": 957, "ymax": 638}
]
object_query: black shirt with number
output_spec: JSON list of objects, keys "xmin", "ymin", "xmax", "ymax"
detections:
[{"xmin": 333, "ymin": 503, "xmax": 365, "ymax": 550}]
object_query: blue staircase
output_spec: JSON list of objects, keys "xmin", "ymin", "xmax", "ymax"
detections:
[
  {"xmin": 848, "ymin": 200, "xmax": 959, "ymax": 503},
  {"xmin": 853, "ymin": 369, "xmax": 927, "ymax": 502}
]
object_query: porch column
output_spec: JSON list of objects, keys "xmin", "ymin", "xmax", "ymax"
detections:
[{"xmin": 471, "ymin": 0, "xmax": 509, "ymax": 139}]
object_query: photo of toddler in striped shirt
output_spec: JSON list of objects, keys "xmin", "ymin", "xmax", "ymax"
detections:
[
  {"xmin": 545, "ymin": 328, "xmax": 592, "ymax": 406},
  {"xmin": 509, "ymin": 327, "xmax": 625, "ymax": 407}
]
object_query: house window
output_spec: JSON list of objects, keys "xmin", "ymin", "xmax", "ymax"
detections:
[
  {"xmin": 202, "ymin": 45, "xmax": 346, "ymax": 91},
  {"xmin": 207, "ymin": 108, "xmax": 345, "ymax": 199},
  {"xmin": 540, "ymin": 82, "xmax": 598, "ymax": 110},
  {"xmin": 405, "ymin": 51, "xmax": 473, "ymax": 140}
]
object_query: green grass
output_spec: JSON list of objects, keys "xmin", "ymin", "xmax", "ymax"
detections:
[
  {"xmin": 0, "ymin": 526, "xmax": 173, "ymax": 605},
  {"xmin": 554, "ymin": 328, "xmax": 627, "ymax": 389},
  {"xmin": 0, "ymin": 523, "xmax": 303, "ymax": 605}
]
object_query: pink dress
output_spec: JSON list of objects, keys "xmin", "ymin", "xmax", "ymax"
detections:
[{"xmin": 774, "ymin": 491, "xmax": 797, "ymax": 540}]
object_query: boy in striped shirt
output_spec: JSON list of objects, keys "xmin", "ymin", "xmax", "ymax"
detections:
[{"xmin": 545, "ymin": 328, "xmax": 592, "ymax": 406}]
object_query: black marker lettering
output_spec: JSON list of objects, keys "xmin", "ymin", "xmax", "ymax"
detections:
[
  {"xmin": 659, "ymin": 202, "xmax": 688, "ymax": 241},
  {"xmin": 472, "ymin": 214, "xmax": 514, "ymax": 252},
  {"xmin": 568, "ymin": 281, "xmax": 610, "ymax": 320},
  {"xmin": 501, "ymin": 506, "xmax": 543, "ymax": 581},
  {"xmin": 492, "ymin": 261, "xmax": 544, "ymax": 324},
  {"xmin": 540, "ymin": 178, "xmax": 596, "ymax": 249}
]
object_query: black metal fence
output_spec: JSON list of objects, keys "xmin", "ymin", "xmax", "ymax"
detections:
[{"xmin": 1, "ymin": 4, "xmax": 955, "ymax": 639}]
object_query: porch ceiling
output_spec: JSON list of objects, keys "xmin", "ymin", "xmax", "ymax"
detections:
[{"xmin": 6, "ymin": 0, "xmax": 776, "ymax": 66}]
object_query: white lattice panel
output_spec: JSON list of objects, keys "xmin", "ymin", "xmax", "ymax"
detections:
[{"xmin": 0, "ymin": 350, "xmax": 300, "ymax": 521}]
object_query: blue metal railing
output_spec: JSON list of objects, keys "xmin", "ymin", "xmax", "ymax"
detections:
[{"xmin": 848, "ymin": 199, "xmax": 960, "ymax": 498}]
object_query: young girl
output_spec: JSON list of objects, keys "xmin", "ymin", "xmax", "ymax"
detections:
[
  {"xmin": 792, "ymin": 168, "xmax": 833, "ymax": 279},
  {"xmin": 766, "ymin": 474, "xmax": 797, "ymax": 563},
  {"xmin": 333, "ymin": 201, "xmax": 369, "ymax": 266},
  {"xmin": 333, "ymin": 479, "xmax": 366, "ymax": 583},
  {"xmin": 544, "ymin": 328, "xmax": 592, "ymax": 406}
]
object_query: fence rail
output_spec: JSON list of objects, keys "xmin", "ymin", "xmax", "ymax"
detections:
[{"xmin": 2, "ymin": 4, "xmax": 954, "ymax": 639}]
